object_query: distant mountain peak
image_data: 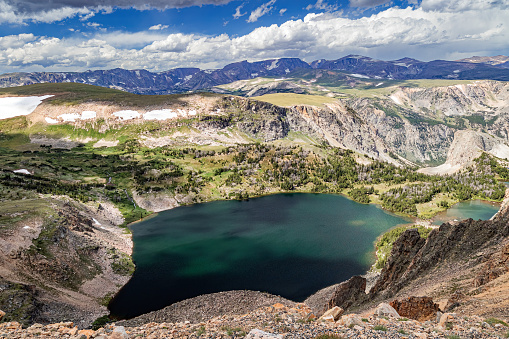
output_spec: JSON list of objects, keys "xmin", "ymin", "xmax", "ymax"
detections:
[{"xmin": 2, "ymin": 55, "xmax": 509, "ymax": 94}]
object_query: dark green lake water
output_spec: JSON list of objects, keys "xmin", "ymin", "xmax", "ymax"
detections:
[{"xmin": 108, "ymin": 193, "xmax": 411, "ymax": 319}]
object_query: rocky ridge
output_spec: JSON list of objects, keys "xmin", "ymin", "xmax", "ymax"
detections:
[
  {"xmin": 2, "ymin": 299, "xmax": 508, "ymax": 338},
  {"xmin": 2, "ymin": 55, "xmax": 509, "ymax": 95},
  {"xmin": 0, "ymin": 199, "xmax": 132, "ymax": 328}
]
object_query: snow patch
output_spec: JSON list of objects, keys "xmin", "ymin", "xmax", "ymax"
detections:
[
  {"xmin": 113, "ymin": 110, "xmax": 141, "ymax": 120},
  {"xmin": 143, "ymin": 109, "xmax": 178, "ymax": 120},
  {"xmin": 267, "ymin": 60, "xmax": 279, "ymax": 70},
  {"xmin": 45, "ymin": 117, "xmax": 58, "ymax": 124},
  {"xmin": 92, "ymin": 218, "xmax": 101, "ymax": 226},
  {"xmin": 285, "ymin": 69, "xmax": 290, "ymax": 73},
  {"xmin": 81, "ymin": 111, "xmax": 97, "ymax": 120},
  {"xmin": 390, "ymin": 94, "xmax": 403, "ymax": 105},
  {"xmin": 14, "ymin": 169, "xmax": 31, "ymax": 175},
  {"xmin": 350, "ymin": 73, "xmax": 370, "ymax": 79},
  {"xmin": 0, "ymin": 95, "xmax": 53, "ymax": 120},
  {"xmin": 394, "ymin": 62, "xmax": 409, "ymax": 67},
  {"xmin": 453, "ymin": 70, "xmax": 461, "ymax": 73},
  {"xmin": 375, "ymin": 82, "xmax": 384, "ymax": 87},
  {"xmin": 251, "ymin": 73, "xmax": 258, "ymax": 77},
  {"xmin": 23, "ymin": 226, "xmax": 31, "ymax": 229}
]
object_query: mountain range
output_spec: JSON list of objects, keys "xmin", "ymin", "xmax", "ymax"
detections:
[{"xmin": 1, "ymin": 55, "xmax": 509, "ymax": 95}]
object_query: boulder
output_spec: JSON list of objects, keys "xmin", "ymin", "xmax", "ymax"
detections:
[
  {"xmin": 109, "ymin": 326, "xmax": 129, "ymax": 339},
  {"xmin": 245, "ymin": 329, "xmax": 283, "ymax": 339},
  {"xmin": 319, "ymin": 306, "xmax": 344, "ymax": 322},
  {"xmin": 337, "ymin": 314, "xmax": 365, "ymax": 328},
  {"xmin": 78, "ymin": 329, "xmax": 96, "ymax": 339},
  {"xmin": 374, "ymin": 302, "xmax": 400, "ymax": 318},
  {"xmin": 389, "ymin": 296, "xmax": 440, "ymax": 322},
  {"xmin": 438, "ymin": 313, "xmax": 456, "ymax": 330}
]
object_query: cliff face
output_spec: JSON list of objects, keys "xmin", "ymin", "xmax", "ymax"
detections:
[
  {"xmin": 323, "ymin": 190, "xmax": 509, "ymax": 319},
  {"xmin": 0, "ymin": 199, "xmax": 131, "ymax": 328},
  {"xmin": 8, "ymin": 80, "xmax": 509, "ymax": 168}
]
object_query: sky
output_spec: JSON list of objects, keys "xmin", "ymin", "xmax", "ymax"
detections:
[{"xmin": 0, "ymin": 0, "xmax": 508, "ymax": 73}]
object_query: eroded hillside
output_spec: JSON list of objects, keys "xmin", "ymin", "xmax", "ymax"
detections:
[{"xmin": 1, "ymin": 82, "xmax": 509, "ymax": 328}]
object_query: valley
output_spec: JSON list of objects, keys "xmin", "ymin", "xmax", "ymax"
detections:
[{"xmin": 1, "ymin": 72, "xmax": 509, "ymax": 333}]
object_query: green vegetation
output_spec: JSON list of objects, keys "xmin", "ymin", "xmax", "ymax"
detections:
[
  {"xmin": 220, "ymin": 326, "xmax": 245, "ymax": 336},
  {"xmin": 485, "ymin": 318, "xmax": 508, "ymax": 327},
  {"xmin": 0, "ymin": 83, "xmax": 215, "ymax": 107},
  {"xmin": 196, "ymin": 325, "xmax": 206, "ymax": 335},
  {"xmin": 313, "ymin": 335, "xmax": 344, "ymax": 339},
  {"xmin": 91, "ymin": 315, "xmax": 112, "ymax": 330},
  {"xmin": 253, "ymin": 93, "xmax": 338, "ymax": 107},
  {"xmin": 0, "ymin": 279, "xmax": 38, "ymax": 327},
  {"xmin": 373, "ymin": 325, "xmax": 387, "ymax": 331},
  {"xmin": 108, "ymin": 248, "xmax": 135, "ymax": 276},
  {"xmin": 0, "ymin": 134, "xmax": 505, "ymax": 231},
  {"xmin": 374, "ymin": 225, "xmax": 432, "ymax": 269}
]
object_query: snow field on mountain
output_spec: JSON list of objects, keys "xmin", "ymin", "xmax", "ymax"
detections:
[{"xmin": 0, "ymin": 95, "xmax": 53, "ymax": 120}]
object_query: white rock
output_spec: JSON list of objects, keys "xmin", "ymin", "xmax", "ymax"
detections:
[
  {"xmin": 319, "ymin": 306, "xmax": 344, "ymax": 322},
  {"xmin": 109, "ymin": 326, "xmax": 128, "ymax": 339},
  {"xmin": 245, "ymin": 329, "xmax": 283, "ymax": 339},
  {"xmin": 375, "ymin": 303, "xmax": 400, "ymax": 318}
]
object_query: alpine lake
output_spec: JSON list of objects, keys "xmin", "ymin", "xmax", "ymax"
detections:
[{"xmin": 108, "ymin": 193, "xmax": 500, "ymax": 319}]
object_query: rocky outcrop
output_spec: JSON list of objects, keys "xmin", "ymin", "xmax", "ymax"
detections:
[
  {"xmin": 420, "ymin": 129, "xmax": 509, "ymax": 174},
  {"xmin": 362, "ymin": 191, "xmax": 509, "ymax": 309},
  {"xmin": 473, "ymin": 243, "xmax": 509, "ymax": 287},
  {"xmin": 326, "ymin": 276, "xmax": 368, "ymax": 312},
  {"xmin": 0, "ymin": 199, "xmax": 132, "ymax": 328},
  {"xmin": 214, "ymin": 97, "xmax": 290, "ymax": 142},
  {"xmin": 389, "ymin": 296, "xmax": 439, "ymax": 321},
  {"xmin": 369, "ymin": 228, "xmax": 426, "ymax": 298}
]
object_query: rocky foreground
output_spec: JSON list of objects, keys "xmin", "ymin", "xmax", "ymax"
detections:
[{"xmin": 2, "ymin": 300, "xmax": 509, "ymax": 339}]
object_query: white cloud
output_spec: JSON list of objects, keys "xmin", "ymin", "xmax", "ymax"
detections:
[
  {"xmin": 149, "ymin": 24, "xmax": 169, "ymax": 30},
  {"xmin": 233, "ymin": 4, "xmax": 246, "ymax": 19},
  {"xmin": 306, "ymin": 0, "xmax": 339, "ymax": 11},
  {"xmin": 247, "ymin": 0, "xmax": 276, "ymax": 23},
  {"xmin": 0, "ymin": 0, "xmax": 96, "ymax": 24},
  {"xmin": 421, "ymin": 0, "xmax": 509, "ymax": 11},
  {"xmin": 87, "ymin": 22, "xmax": 101, "ymax": 28},
  {"xmin": 1, "ymin": 4, "xmax": 509, "ymax": 73},
  {"xmin": 279, "ymin": 8, "xmax": 287, "ymax": 15},
  {"xmin": 1, "ymin": 0, "xmax": 234, "ymax": 24},
  {"xmin": 0, "ymin": 34, "xmax": 36, "ymax": 49},
  {"xmin": 349, "ymin": 0, "xmax": 391, "ymax": 7},
  {"xmin": 96, "ymin": 31, "xmax": 168, "ymax": 48}
]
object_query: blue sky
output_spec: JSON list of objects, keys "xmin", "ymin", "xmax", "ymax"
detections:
[{"xmin": 0, "ymin": 0, "xmax": 508, "ymax": 73}]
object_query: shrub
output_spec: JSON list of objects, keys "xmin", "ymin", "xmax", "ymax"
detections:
[
  {"xmin": 91, "ymin": 315, "xmax": 111, "ymax": 330},
  {"xmin": 485, "ymin": 318, "xmax": 508, "ymax": 327}
]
